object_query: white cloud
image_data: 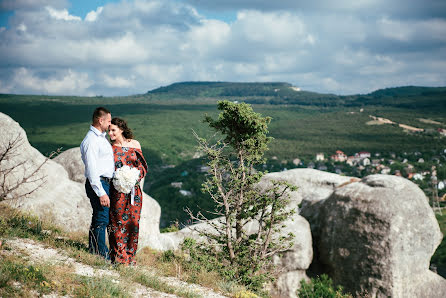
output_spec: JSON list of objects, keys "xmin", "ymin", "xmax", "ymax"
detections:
[
  {"xmin": 46, "ymin": 6, "xmax": 81, "ymax": 21},
  {"xmin": 234, "ymin": 11, "xmax": 312, "ymax": 48},
  {"xmin": 85, "ymin": 6, "xmax": 103, "ymax": 22},
  {"xmin": 102, "ymin": 74, "xmax": 134, "ymax": 88},
  {"xmin": 10, "ymin": 68, "xmax": 92, "ymax": 95},
  {"xmin": 0, "ymin": 0, "xmax": 445, "ymax": 96},
  {"xmin": 17, "ymin": 23, "xmax": 27, "ymax": 32},
  {"xmin": 378, "ymin": 17, "xmax": 412, "ymax": 41}
]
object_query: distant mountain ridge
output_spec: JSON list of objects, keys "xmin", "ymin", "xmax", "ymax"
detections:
[{"xmin": 146, "ymin": 82, "xmax": 446, "ymax": 109}]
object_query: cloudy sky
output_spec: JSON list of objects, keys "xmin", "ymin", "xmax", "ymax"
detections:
[{"xmin": 0, "ymin": 0, "xmax": 445, "ymax": 96}]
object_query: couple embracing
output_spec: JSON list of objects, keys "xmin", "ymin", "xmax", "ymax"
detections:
[{"xmin": 80, "ymin": 107, "xmax": 148, "ymax": 265}]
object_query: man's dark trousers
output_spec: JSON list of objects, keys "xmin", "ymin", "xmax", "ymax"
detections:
[{"xmin": 85, "ymin": 179, "xmax": 110, "ymax": 260}]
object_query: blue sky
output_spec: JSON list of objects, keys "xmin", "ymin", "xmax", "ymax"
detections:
[{"xmin": 0, "ymin": 0, "xmax": 445, "ymax": 96}]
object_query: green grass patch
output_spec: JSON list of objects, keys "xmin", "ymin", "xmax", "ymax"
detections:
[
  {"xmin": 298, "ymin": 274, "xmax": 352, "ymax": 298},
  {"xmin": 0, "ymin": 257, "xmax": 52, "ymax": 297},
  {"xmin": 119, "ymin": 266, "xmax": 202, "ymax": 298},
  {"xmin": 74, "ymin": 275, "xmax": 128, "ymax": 298}
]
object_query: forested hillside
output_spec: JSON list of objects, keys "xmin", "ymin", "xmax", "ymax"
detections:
[{"xmin": 1, "ymin": 82, "xmax": 445, "ymax": 227}]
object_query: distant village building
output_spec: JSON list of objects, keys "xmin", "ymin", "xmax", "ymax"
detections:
[
  {"xmin": 357, "ymin": 151, "xmax": 371, "ymax": 159},
  {"xmin": 381, "ymin": 167, "xmax": 391, "ymax": 175},
  {"xmin": 179, "ymin": 190, "xmax": 192, "ymax": 196},
  {"xmin": 413, "ymin": 173, "xmax": 424, "ymax": 180},
  {"xmin": 170, "ymin": 182, "xmax": 183, "ymax": 188},
  {"xmin": 307, "ymin": 162, "xmax": 315, "ymax": 169},
  {"xmin": 362, "ymin": 158, "xmax": 371, "ymax": 166},
  {"xmin": 371, "ymin": 159, "xmax": 381, "ymax": 167},
  {"xmin": 292, "ymin": 158, "xmax": 301, "ymax": 166},
  {"xmin": 315, "ymin": 153, "xmax": 325, "ymax": 161},
  {"xmin": 418, "ymin": 158, "xmax": 425, "ymax": 163},
  {"xmin": 437, "ymin": 128, "xmax": 446, "ymax": 136},
  {"xmin": 346, "ymin": 156, "xmax": 357, "ymax": 166},
  {"xmin": 394, "ymin": 170, "xmax": 402, "ymax": 176},
  {"xmin": 331, "ymin": 150, "xmax": 347, "ymax": 162}
]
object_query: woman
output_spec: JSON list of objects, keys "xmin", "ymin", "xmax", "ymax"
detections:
[{"xmin": 108, "ymin": 117, "xmax": 148, "ymax": 265}]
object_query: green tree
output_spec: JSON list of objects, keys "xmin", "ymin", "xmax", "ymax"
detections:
[{"xmin": 188, "ymin": 100, "xmax": 297, "ymax": 290}]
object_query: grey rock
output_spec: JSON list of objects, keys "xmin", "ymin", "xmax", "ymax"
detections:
[
  {"xmin": 302, "ymin": 174, "xmax": 446, "ymax": 297},
  {"xmin": 0, "ymin": 112, "xmax": 91, "ymax": 232},
  {"xmin": 259, "ymin": 169, "xmax": 354, "ymax": 208},
  {"xmin": 53, "ymin": 148, "xmax": 86, "ymax": 184},
  {"xmin": 271, "ymin": 270, "xmax": 309, "ymax": 298}
]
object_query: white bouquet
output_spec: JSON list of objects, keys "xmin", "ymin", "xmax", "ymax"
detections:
[{"xmin": 113, "ymin": 165, "xmax": 140, "ymax": 194}]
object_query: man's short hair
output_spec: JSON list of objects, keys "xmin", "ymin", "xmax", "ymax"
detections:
[{"xmin": 92, "ymin": 107, "xmax": 111, "ymax": 124}]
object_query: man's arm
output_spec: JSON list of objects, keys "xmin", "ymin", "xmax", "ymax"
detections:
[{"xmin": 82, "ymin": 139, "xmax": 108, "ymax": 200}]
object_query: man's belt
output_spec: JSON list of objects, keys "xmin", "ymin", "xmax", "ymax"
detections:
[{"xmin": 100, "ymin": 176, "xmax": 112, "ymax": 184}]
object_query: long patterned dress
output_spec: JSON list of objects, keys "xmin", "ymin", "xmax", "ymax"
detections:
[{"xmin": 109, "ymin": 145, "xmax": 148, "ymax": 265}]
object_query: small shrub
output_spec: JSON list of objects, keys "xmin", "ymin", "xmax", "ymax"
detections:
[{"xmin": 297, "ymin": 274, "xmax": 352, "ymax": 298}]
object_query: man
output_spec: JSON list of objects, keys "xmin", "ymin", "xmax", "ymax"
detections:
[{"xmin": 80, "ymin": 107, "xmax": 114, "ymax": 259}]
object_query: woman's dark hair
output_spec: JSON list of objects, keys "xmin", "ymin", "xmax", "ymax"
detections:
[{"xmin": 111, "ymin": 117, "xmax": 134, "ymax": 139}]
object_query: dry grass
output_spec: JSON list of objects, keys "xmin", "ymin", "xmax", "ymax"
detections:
[
  {"xmin": 136, "ymin": 246, "xmax": 227, "ymax": 293},
  {"xmin": 0, "ymin": 204, "xmax": 234, "ymax": 297}
]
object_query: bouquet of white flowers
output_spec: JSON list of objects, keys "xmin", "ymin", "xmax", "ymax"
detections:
[{"xmin": 113, "ymin": 165, "xmax": 140, "ymax": 194}]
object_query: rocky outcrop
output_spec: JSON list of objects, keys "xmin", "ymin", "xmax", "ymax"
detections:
[
  {"xmin": 3, "ymin": 111, "xmax": 445, "ymax": 297},
  {"xmin": 259, "ymin": 168, "xmax": 354, "ymax": 207},
  {"xmin": 0, "ymin": 113, "xmax": 91, "ymax": 232},
  {"xmin": 301, "ymin": 174, "xmax": 446, "ymax": 297},
  {"xmin": 53, "ymin": 148, "xmax": 86, "ymax": 184}
]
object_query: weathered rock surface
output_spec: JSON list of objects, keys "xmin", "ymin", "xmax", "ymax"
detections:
[
  {"xmin": 259, "ymin": 168, "xmax": 355, "ymax": 207},
  {"xmin": 0, "ymin": 112, "xmax": 91, "ymax": 232},
  {"xmin": 53, "ymin": 147, "xmax": 162, "ymax": 250},
  {"xmin": 301, "ymin": 174, "xmax": 446, "ymax": 297},
  {"xmin": 53, "ymin": 148, "xmax": 86, "ymax": 184},
  {"xmin": 156, "ymin": 170, "xmax": 322, "ymax": 298}
]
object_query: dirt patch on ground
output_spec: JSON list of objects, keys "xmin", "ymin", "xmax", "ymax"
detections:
[
  {"xmin": 4, "ymin": 238, "xmax": 227, "ymax": 298},
  {"xmin": 367, "ymin": 115, "xmax": 395, "ymax": 125},
  {"xmin": 418, "ymin": 118, "xmax": 442, "ymax": 125}
]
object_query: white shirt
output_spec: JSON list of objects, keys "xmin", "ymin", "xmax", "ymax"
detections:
[{"xmin": 80, "ymin": 125, "xmax": 114, "ymax": 197}]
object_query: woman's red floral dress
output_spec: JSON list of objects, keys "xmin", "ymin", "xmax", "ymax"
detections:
[{"xmin": 109, "ymin": 145, "xmax": 148, "ymax": 265}]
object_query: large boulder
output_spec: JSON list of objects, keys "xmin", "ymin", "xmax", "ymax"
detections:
[
  {"xmin": 53, "ymin": 148, "xmax": 86, "ymax": 184},
  {"xmin": 301, "ymin": 174, "xmax": 446, "ymax": 297},
  {"xmin": 0, "ymin": 113, "xmax": 91, "ymax": 232},
  {"xmin": 259, "ymin": 168, "xmax": 355, "ymax": 207},
  {"xmin": 156, "ymin": 170, "xmax": 320, "ymax": 298},
  {"xmin": 53, "ymin": 147, "xmax": 162, "ymax": 250}
]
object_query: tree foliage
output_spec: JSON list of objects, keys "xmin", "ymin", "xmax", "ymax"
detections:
[{"xmin": 187, "ymin": 100, "xmax": 297, "ymax": 290}]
